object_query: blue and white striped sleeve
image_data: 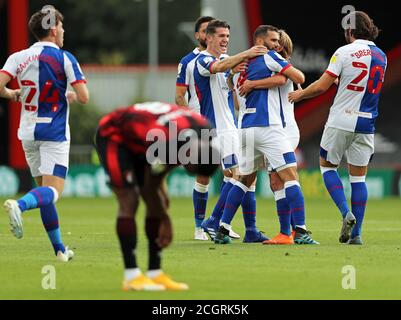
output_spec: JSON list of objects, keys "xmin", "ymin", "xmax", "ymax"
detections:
[
  {"xmin": 264, "ymin": 51, "xmax": 291, "ymax": 74},
  {"xmin": 176, "ymin": 58, "xmax": 189, "ymax": 87},
  {"xmin": 63, "ymin": 51, "xmax": 86, "ymax": 86},
  {"xmin": 197, "ymin": 55, "xmax": 217, "ymax": 77}
]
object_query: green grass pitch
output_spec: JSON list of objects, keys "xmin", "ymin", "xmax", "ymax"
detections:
[{"xmin": 1, "ymin": 196, "xmax": 401, "ymax": 300}]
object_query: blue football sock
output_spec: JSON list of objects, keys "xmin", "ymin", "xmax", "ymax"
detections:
[
  {"xmin": 321, "ymin": 167, "xmax": 350, "ymax": 218},
  {"xmin": 274, "ymin": 189, "xmax": 291, "ymax": 236},
  {"xmin": 241, "ymin": 188, "xmax": 256, "ymax": 232},
  {"xmin": 290, "ymin": 214, "xmax": 296, "ymax": 231},
  {"xmin": 17, "ymin": 186, "xmax": 57, "ymax": 213},
  {"xmin": 209, "ymin": 179, "xmax": 234, "ymax": 224},
  {"xmin": 193, "ymin": 182, "xmax": 209, "ymax": 228},
  {"xmin": 350, "ymin": 176, "xmax": 368, "ymax": 238},
  {"xmin": 285, "ymin": 181, "xmax": 305, "ymax": 228},
  {"xmin": 40, "ymin": 203, "xmax": 65, "ymax": 255},
  {"xmin": 221, "ymin": 181, "xmax": 248, "ymax": 225}
]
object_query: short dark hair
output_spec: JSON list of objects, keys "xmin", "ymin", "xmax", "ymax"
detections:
[
  {"xmin": 206, "ymin": 20, "xmax": 230, "ymax": 35},
  {"xmin": 29, "ymin": 6, "xmax": 64, "ymax": 40},
  {"xmin": 194, "ymin": 16, "xmax": 215, "ymax": 33},
  {"xmin": 346, "ymin": 11, "xmax": 379, "ymax": 41},
  {"xmin": 253, "ymin": 25, "xmax": 279, "ymax": 43}
]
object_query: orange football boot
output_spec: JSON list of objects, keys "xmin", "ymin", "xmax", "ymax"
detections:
[{"xmin": 262, "ymin": 233, "xmax": 294, "ymax": 245}]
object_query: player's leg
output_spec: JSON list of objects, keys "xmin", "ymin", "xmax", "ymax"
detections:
[
  {"xmin": 319, "ymin": 127, "xmax": 355, "ymax": 243},
  {"xmin": 287, "ymin": 132, "xmax": 301, "ymax": 235},
  {"xmin": 263, "ymin": 171, "xmax": 294, "ymax": 245},
  {"xmin": 143, "ymin": 204, "xmax": 188, "ymax": 291},
  {"xmin": 201, "ymin": 171, "xmax": 235, "ymax": 239},
  {"xmin": 241, "ymin": 175, "xmax": 269, "ymax": 243},
  {"xmin": 115, "ymin": 187, "xmax": 164, "ymax": 291},
  {"xmin": 346, "ymin": 133, "xmax": 373, "ymax": 245},
  {"xmin": 216, "ymin": 127, "xmax": 263, "ymax": 242},
  {"xmin": 40, "ymin": 174, "xmax": 74, "ymax": 261},
  {"xmin": 264, "ymin": 131, "xmax": 298, "ymax": 245},
  {"xmin": 202, "ymin": 130, "xmax": 240, "ymax": 239},
  {"xmin": 268, "ymin": 124, "xmax": 317, "ymax": 244},
  {"xmin": 4, "ymin": 141, "xmax": 73, "ymax": 259},
  {"xmin": 94, "ymin": 130, "xmax": 163, "ymax": 291},
  {"xmin": 277, "ymin": 166, "xmax": 319, "ymax": 244},
  {"xmin": 215, "ymin": 170, "xmax": 256, "ymax": 244},
  {"xmin": 114, "ymin": 186, "xmax": 155, "ymax": 291},
  {"xmin": 214, "ymin": 126, "xmax": 262, "ymax": 244},
  {"xmin": 193, "ymin": 175, "xmax": 210, "ymax": 240},
  {"xmin": 216, "ymin": 127, "xmax": 269, "ymax": 243}
]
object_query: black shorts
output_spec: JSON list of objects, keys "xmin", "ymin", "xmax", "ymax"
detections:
[{"xmin": 94, "ymin": 130, "xmax": 146, "ymax": 188}]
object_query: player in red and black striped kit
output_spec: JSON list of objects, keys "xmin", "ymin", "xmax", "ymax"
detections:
[{"xmin": 95, "ymin": 102, "xmax": 219, "ymax": 291}]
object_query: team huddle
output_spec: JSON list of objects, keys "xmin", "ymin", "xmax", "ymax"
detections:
[
  {"xmin": 0, "ymin": 7, "xmax": 387, "ymax": 291},
  {"xmin": 175, "ymin": 13, "xmax": 386, "ymax": 248}
]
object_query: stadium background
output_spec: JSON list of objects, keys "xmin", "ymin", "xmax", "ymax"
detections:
[{"xmin": 0, "ymin": 0, "xmax": 400, "ymax": 199}]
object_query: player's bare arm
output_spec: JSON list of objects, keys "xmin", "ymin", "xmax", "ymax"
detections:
[
  {"xmin": 0, "ymin": 72, "xmax": 20, "ymax": 101},
  {"xmin": 281, "ymin": 66, "xmax": 305, "ymax": 85},
  {"xmin": 227, "ymin": 61, "xmax": 248, "ymax": 90},
  {"xmin": 239, "ymin": 74, "xmax": 287, "ymax": 96},
  {"xmin": 289, "ymin": 72, "xmax": 336, "ymax": 103},
  {"xmin": 71, "ymin": 82, "xmax": 89, "ymax": 104},
  {"xmin": 175, "ymin": 85, "xmax": 189, "ymax": 107},
  {"xmin": 210, "ymin": 45, "xmax": 267, "ymax": 74}
]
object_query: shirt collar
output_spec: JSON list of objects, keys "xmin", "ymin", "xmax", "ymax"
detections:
[
  {"xmin": 193, "ymin": 47, "xmax": 201, "ymax": 54},
  {"xmin": 31, "ymin": 41, "xmax": 60, "ymax": 49},
  {"xmin": 353, "ymin": 39, "xmax": 375, "ymax": 46},
  {"xmin": 201, "ymin": 50, "xmax": 225, "ymax": 59}
]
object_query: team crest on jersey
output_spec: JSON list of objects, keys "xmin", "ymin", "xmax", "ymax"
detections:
[{"xmin": 203, "ymin": 56, "xmax": 214, "ymax": 65}]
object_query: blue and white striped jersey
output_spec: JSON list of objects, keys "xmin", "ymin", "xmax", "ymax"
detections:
[
  {"xmin": 1, "ymin": 41, "xmax": 86, "ymax": 141},
  {"xmin": 194, "ymin": 51, "xmax": 237, "ymax": 131}
]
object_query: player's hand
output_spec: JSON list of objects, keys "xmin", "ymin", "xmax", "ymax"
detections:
[
  {"xmin": 157, "ymin": 215, "xmax": 173, "ymax": 248},
  {"xmin": 10, "ymin": 89, "xmax": 21, "ymax": 102},
  {"xmin": 239, "ymin": 80, "xmax": 254, "ymax": 96},
  {"xmin": 232, "ymin": 61, "xmax": 248, "ymax": 74},
  {"xmin": 288, "ymin": 88, "xmax": 304, "ymax": 103},
  {"xmin": 66, "ymin": 91, "xmax": 77, "ymax": 104},
  {"xmin": 246, "ymin": 45, "xmax": 268, "ymax": 59}
]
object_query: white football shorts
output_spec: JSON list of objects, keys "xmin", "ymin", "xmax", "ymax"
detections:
[
  {"xmin": 266, "ymin": 123, "xmax": 300, "ymax": 172},
  {"xmin": 284, "ymin": 123, "xmax": 300, "ymax": 150},
  {"xmin": 216, "ymin": 129, "xmax": 240, "ymax": 171},
  {"xmin": 239, "ymin": 125, "xmax": 297, "ymax": 175},
  {"xmin": 22, "ymin": 140, "xmax": 70, "ymax": 178},
  {"xmin": 320, "ymin": 126, "xmax": 374, "ymax": 167}
]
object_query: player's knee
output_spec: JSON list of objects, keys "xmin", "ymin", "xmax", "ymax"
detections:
[
  {"xmin": 196, "ymin": 175, "xmax": 210, "ymax": 185},
  {"xmin": 269, "ymin": 175, "xmax": 284, "ymax": 192},
  {"xmin": 319, "ymin": 157, "xmax": 337, "ymax": 168},
  {"xmin": 47, "ymin": 186, "xmax": 60, "ymax": 204},
  {"xmin": 239, "ymin": 174, "xmax": 255, "ymax": 188},
  {"xmin": 115, "ymin": 189, "xmax": 139, "ymax": 217}
]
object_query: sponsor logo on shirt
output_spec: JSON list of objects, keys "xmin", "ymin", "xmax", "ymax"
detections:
[{"xmin": 345, "ymin": 108, "xmax": 372, "ymax": 119}]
